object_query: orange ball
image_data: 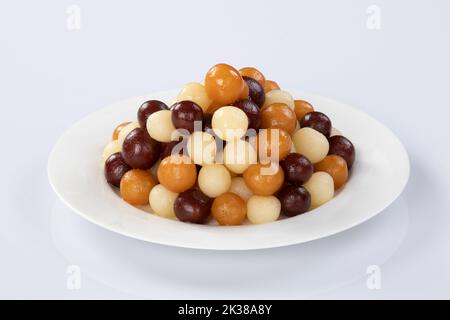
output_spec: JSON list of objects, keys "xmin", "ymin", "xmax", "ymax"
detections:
[
  {"xmin": 212, "ymin": 192, "xmax": 247, "ymax": 226},
  {"xmin": 294, "ymin": 100, "xmax": 314, "ymax": 121},
  {"xmin": 257, "ymin": 128, "xmax": 292, "ymax": 161},
  {"xmin": 314, "ymin": 155, "xmax": 348, "ymax": 190},
  {"xmin": 243, "ymin": 162, "xmax": 284, "ymax": 196},
  {"xmin": 157, "ymin": 155, "xmax": 197, "ymax": 193},
  {"xmin": 112, "ymin": 122, "xmax": 131, "ymax": 141},
  {"xmin": 204, "ymin": 63, "xmax": 244, "ymax": 106},
  {"xmin": 239, "ymin": 67, "xmax": 266, "ymax": 88},
  {"xmin": 260, "ymin": 103, "xmax": 297, "ymax": 134},
  {"xmin": 120, "ymin": 169, "xmax": 157, "ymax": 206},
  {"xmin": 239, "ymin": 81, "xmax": 250, "ymax": 100},
  {"xmin": 264, "ymin": 80, "xmax": 280, "ymax": 93}
]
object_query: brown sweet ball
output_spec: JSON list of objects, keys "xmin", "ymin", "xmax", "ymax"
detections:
[
  {"xmin": 157, "ymin": 154, "xmax": 197, "ymax": 193},
  {"xmin": 204, "ymin": 63, "xmax": 244, "ymax": 106},
  {"xmin": 314, "ymin": 155, "xmax": 348, "ymax": 190},
  {"xmin": 239, "ymin": 67, "xmax": 266, "ymax": 88},
  {"xmin": 243, "ymin": 162, "xmax": 284, "ymax": 196},
  {"xmin": 294, "ymin": 100, "xmax": 314, "ymax": 121},
  {"xmin": 257, "ymin": 128, "xmax": 292, "ymax": 161},
  {"xmin": 260, "ymin": 103, "xmax": 297, "ymax": 134},
  {"xmin": 112, "ymin": 122, "xmax": 131, "ymax": 141},
  {"xmin": 264, "ymin": 80, "xmax": 280, "ymax": 93},
  {"xmin": 212, "ymin": 192, "xmax": 247, "ymax": 226},
  {"xmin": 120, "ymin": 169, "xmax": 157, "ymax": 206}
]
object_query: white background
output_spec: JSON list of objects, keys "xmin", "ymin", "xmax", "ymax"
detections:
[{"xmin": 1, "ymin": 0, "xmax": 449, "ymax": 299}]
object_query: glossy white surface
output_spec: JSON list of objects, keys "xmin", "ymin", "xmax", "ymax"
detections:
[
  {"xmin": 1, "ymin": 0, "xmax": 449, "ymax": 299},
  {"xmin": 48, "ymin": 90, "xmax": 409, "ymax": 250}
]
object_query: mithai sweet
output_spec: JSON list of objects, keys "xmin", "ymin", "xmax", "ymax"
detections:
[{"xmin": 102, "ymin": 63, "xmax": 356, "ymax": 225}]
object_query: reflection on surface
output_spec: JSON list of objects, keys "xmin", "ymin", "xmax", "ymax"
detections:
[{"xmin": 50, "ymin": 198, "xmax": 409, "ymax": 299}]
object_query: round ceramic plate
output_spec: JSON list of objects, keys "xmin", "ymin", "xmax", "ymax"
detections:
[{"xmin": 48, "ymin": 90, "xmax": 410, "ymax": 250}]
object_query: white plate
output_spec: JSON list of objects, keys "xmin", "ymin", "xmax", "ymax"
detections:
[{"xmin": 48, "ymin": 90, "xmax": 410, "ymax": 250}]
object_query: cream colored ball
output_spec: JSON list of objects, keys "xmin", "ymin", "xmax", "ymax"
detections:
[
  {"xmin": 117, "ymin": 122, "xmax": 139, "ymax": 147},
  {"xmin": 263, "ymin": 90, "xmax": 295, "ymax": 110},
  {"xmin": 228, "ymin": 177, "xmax": 253, "ymax": 201},
  {"xmin": 212, "ymin": 106, "xmax": 248, "ymax": 141},
  {"xmin": 293, "ymin": 127, "xmax": 329, "ymax": 163},
  {"xmin": 146, "ymin": 110, "xmax": 177, "ymax": 143},
  {"xmin": 102, "ymin": 140, "xmax": 121, "ymax": 163},
  {"xmin": 303, "ymin": 172, "xmax": 334, "ymax": 209},
  {"xmin": 187, "ymin": 131, "xmax": 217, "ymax": 165},
  {"xmin": 149, "ymin": 184, "xmax": 178, "ymax": 219},
  {"xmin": 198, "ymin": 164, "xmax": 231, "ymax": 198},
  {"xmin": 177, "ymin": 82, "xmax": 212, "ymax": 112},
  {"xmin": 247, "ymin": 195, "xmax": 281, "ymax": 224},
  {"xmin": 223, "ymin": 139, "xmax": 257, "ymax": 174}
]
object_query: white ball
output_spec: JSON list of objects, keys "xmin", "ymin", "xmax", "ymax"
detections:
[
  {"xmin": 146, "ymin": 110, "xmax": 177, "ymax": 143},
  {"xmin": 117, "ymin": 122, "xmax": 139, "ymax": 147},
  {"xmin": 247, "ymin": 195, "xmax": 281, "ymax": 224},
  {"xmin": 293, "ymin": 127, "xmax": 329, "ymax": 163},
  {"xmin": 223, "ymin": 139, "xmax": 257, "ymax": 174},
  {"xmin": 212, "ymin": 106, "xmax": 248, "ymax": 141},
  {"xmin": 198, "ymin": 164, "xmax": 231, "ymax": 198},
  {"xmin": 228, "ymin": 177, "xmax": 253, "ymax": 201},
  {"xmin": 102, "ymin": 140, "xmax": 121, "ymax": 163},
  {"xmin": 177, "ymin": 82, "xmax": 212, "ymax": 112},
  {"xmin": 263, "ymin": 90, "xmax": 295, "ymax": 110},
  {"xmin": 187, "ymin": 131, "xmax": 217, "ymax": 165},
  {"xmin": 149, "ymin": 184, "xmax": 178, "ymax": 219},
  {"xmin": 303, "ymin": 172, "xmax": 334, "ymax": 209}
]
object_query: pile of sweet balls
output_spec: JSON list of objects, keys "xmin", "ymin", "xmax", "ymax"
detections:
[{"xmin": 102, "ymin": 63, "xmax": 355, "ymax": 225}]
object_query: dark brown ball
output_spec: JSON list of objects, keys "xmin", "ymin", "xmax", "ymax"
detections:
[
  {"xmin": 243, "ymin": 76, "xmax": 265, "ymax": 108},
  {"xmin": 280, "ymin": 153, "xmax": 314, "ymax": 185},
  {"xmin": 328, "ymin": 135, "xmax": 355, "ymax": 169},
  {"xmin": 104, "ymin": 153, "xmax": 131, "ymax": 187},
  {"xmin": 174, "ymin": 188, "xmax": 212, "ymax": 224},
  {"xmin": 171, "ymin": 100, "xmax": 203, "ymax": 133},
  {"xmin": 232, "ymin": 98, "xmax": 261, "ymax": 132},
  {"xmin": 300, "ymin": 111, "xmax": 332, "ymax": 137},
  {"xmin": 160, "ymin": 139, "xmax": 186, "ymax": 159},
  {"xmin": 277, "ymin": 185, "xmax": 311, "ymax": 217},
  {"xmin": 122, "ymin": 128, "xmax": 161, "ymax": 169},
  {"xmin": 137, "ymin": 100, "xmax": 168, "ymax": 128}
]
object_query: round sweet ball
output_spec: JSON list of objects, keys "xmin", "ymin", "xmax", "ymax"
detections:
[
  {"xmin": 171, "ymin": 100, "xmax": 203, "ymax": 133},
  {"xmin": 112, "ymin": 122, "xmax": 131, "ymax": 141},
  {"xmin": 149, "ymin": 184, "xmax": 178, "ymax": 219},
  {"xmin": 277, "ymin": 184, "xmax": 311, "ymax": 217},
  {"xmin": 294, "ymin": 100, "xmax": 314, "ymax": 121},
  {"xmin": 212, "ymin": 192, "xmax": 247, "ymax": 226},
  {"xmin": 212, "ymin": 106, "xmax": 249, "ymax": 141},
  {"xmin": 247, "ymin": 195, "xmax": 281, "ymax": 224},
  {"xmin": 280, "ymin": 153, "xmax": 313, "ymax": 185},
  {"xmin": 239, "ymin": 67, "xmax": 266, "ymax": 88},
  {"xmin": 300, "ymin": 111, "xmax": 332, "ymax": 137},
  {"xmin": 104, "ymin": 152, "xmax": 131, "ymax": 187},
  {"xmin": 122, "ymin": 128, "xmax": 161, "ymax": 169},
  {"xmin": 137, "ymin": 100, "xmax": 169, "ymax": 128},
  {"xmin": 146, "ymin": 110, "xmax": 177, "ymax": 143},
  {"xmin": 243, "ymin": 162, "xmax": 284, "ymax": 196},
  {"xmin": 117, "ymin": 122, "xmax": 139, "ymax": 147},
  {"xmin": 264, "ymin": 80, "xmax": 280, "ymax": 93},
  {"xmin": 260, "ymin": 103, "xmax": 297, "ymax": 134},
  {"xmin": 303, "ymin": 172, "xmax": 334, "ymax": 209},
  {"xmin": 198, "ymin": 164, "xmax": 231, "ymax": 198},
  {"xmin": 314, "ymin": 155, "xmax": 348, "ymax": 190},
  {"xmin": 232, "ymin": 98, "xmax": 261, "ymax": 131},
  {"xmin": 174, "ymin": 188, "xmax": 212, "ymax": 224},
  {"xmin": 177, "ymin": 82, "xmax": 212, "ymax": 112},
  {"xmin": 120, "ymin": 169, "xmax": 157, "ymax": 206},
  {"xmin": 187, "ymin": 131, "xmax": 217, "ymax": 165},
  {"xmin": 263, "ymin": 89, "xmax": 294, "ymax": 110},
  {"xmin": 328, "ymin": 135, "xmax": 355, "ymax": 169},
  {"xmin": 257, "ymin": 128, "xmax": 292, "ymax": 162},
  {"xmin": 157, "ymin": 154, "xmax": 197, "ymax": 193},
  {"xmin": 228, "ymin": 177, "xmax": 253, "ymax": 201},
  {"xmin": 223, "ymin": 139, "xmax": 257, "ymax": 174},
  {"xmin": 242, "ymin": 76, "xmax": 265, "ymax": 108},
  {"xmin": 102, "ymin": 140, "xmax": 122, "ymax": 163},
  {"xmin": 293, "ymin": 127, "xmax": 329, "ymax": 163},
  {"xmin": 205, "ymin": 63, "xmax": 244, "ymax": 106}
]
